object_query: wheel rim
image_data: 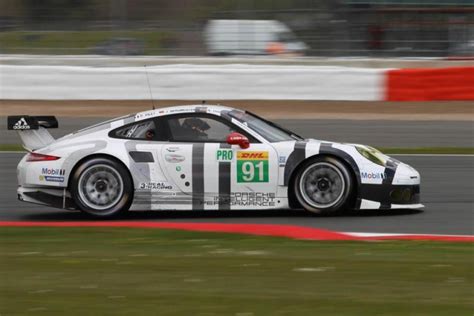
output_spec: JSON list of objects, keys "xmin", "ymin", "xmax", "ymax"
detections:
[
  {"xmin": 78, "ymin": 164, "xmax": 124, "ymax": 211},
  {"xmin": 299, "ymin": 162, "xmax": 346, "ymax": 209}
]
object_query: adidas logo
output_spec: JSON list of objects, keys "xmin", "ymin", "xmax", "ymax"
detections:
[{"xmin": 13, "ymin": 117, "xmax": 30, "ymax": 130}]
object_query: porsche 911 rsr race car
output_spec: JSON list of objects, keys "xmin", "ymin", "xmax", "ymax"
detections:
[{"xmin": 8, "ymin": 105, "xmax": 422, "ymax": 217}]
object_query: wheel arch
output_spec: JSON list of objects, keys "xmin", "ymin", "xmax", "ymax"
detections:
[
  {"xmin": 287, "ymin": 153, "xmax": 359, "ymax": 209},
  {"xmin": 67, "ymin": 153, "xmax": 134, "ymax": 190}
]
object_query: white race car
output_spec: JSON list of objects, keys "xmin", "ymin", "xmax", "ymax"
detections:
[{"xmin": 8, "ymin": 105, "xmax": 422, "ymax": 217}]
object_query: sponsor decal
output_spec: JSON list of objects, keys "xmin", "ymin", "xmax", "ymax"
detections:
[
  {"xmin": 237, "ymin": 151, "xmax": 268, "ymax": 160},
  {"xmin": 236, "ymin": 151, "xmax": 269, "ymax": 183},
  {"xmin": 361, "ymin": 172, "xmax": 388, "ymax": 179},
  {"xmin": 195, "ymin": 106, "xmax": 208, "ymax": 113},
  {"xmin": 216, "ymin": 149, "xmax": 233, "ymax": 161},
  {"xmin": 42, "ymin": 168, "xmax": 66, "ymax": 176},
  {"xmin": 13, "ymin": 117, "xmax": 30, "ymax": 130},
  {"xmin": 278, "ymin": 156, "xmax": 286, "ymax": 166},
  {"xmin": 169, "ymin": 109, "xmax": 192, "ymax": 113},
  {"xmin": 139, "ymin": 182, "xmax": 173, "ymax": 190},
  {"xmin": 39, "ymin": 167, "xmax": 66, "ymax": 182},
  {"xmin": 166, "ymin": 147, "xmax": 180, "ymax": 152},
  {"xmin": 165, "ymin": 154, "xmax": 185, "ymax": 163},
  {"xmin": 39, "ymin": 175, "xmax": 64, "ymax": 183},
  {"xmin": 203, "ymin": 192, "xmax": 276, "ymax": 207},
  {"xmin": 44, "ymin": 176, "xmax": 64, "ymax": 182}
]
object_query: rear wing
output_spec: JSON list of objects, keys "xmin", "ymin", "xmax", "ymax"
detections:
[
  {"xmin": 7, "ymin": 116, "xmax": 58, "ymax": 130},
  {"xmin": 7, "ymin": 116, "xmax": 58, "ymax": 151}
]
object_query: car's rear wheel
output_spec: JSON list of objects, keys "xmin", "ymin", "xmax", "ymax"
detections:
[
  {"xmin": 71, "ymin": 157, "xmax": 133, "ymax": 217},
  {"xmin": 294, "ymin": 156, "xmax": 353, "ymax": 214}
]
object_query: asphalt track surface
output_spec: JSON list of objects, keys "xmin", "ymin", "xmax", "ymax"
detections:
[
  {"xmin": 1, "ymin": 117, "xmax": 473, "ymax": 148},
  {"xmin": 1, "ymin": 153, "xmax": 472, "ymax": 236},
  {"xmin": 3, "ymin": 55, "xmax": 471, "ymax": 67}
]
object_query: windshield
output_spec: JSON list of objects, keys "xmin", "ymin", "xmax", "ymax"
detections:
[{"xmin": 229, "ymin": 111, "xmax": 303, "ymax": 142}]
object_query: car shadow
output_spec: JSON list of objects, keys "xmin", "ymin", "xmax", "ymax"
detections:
[{"xmin": 19, "ymin": 208, "xmax": 423, "ymax": 221}]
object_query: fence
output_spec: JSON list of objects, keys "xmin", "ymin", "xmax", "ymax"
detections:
[{"xmin": 0, "ymin": 1, "xmax": 473, "ymax": 57}]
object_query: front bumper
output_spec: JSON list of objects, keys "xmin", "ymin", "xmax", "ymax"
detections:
[
  {"xmin": 356, "ymin": 158, "xmax": 423, "ymax": 210},
  {"xmin": 358, "ymin": 183, "xmax": 422, "ymax": 210}
]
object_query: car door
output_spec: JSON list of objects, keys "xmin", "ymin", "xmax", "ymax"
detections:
[
  {"xmin": 109, "ymin": 117, "xmax": 178, "ymax": 210},
  {"xmin": 159, "ymin": 112, "xmax": 279, "ymax": 210},
  {"xmin": 226, "ymin": 142, "xmax": 279, "ymax": 210}
]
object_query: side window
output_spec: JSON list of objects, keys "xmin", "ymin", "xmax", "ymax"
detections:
[
  {"xmin": 166, "ymin": 115, "xmax": 236, "ymax": 142},
  {"xmin": 112, "ymin": 119, "xmax": 159, "ymax": 141}
]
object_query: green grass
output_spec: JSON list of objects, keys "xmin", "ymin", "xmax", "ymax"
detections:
[
  {"xmin": 0, "ymin": 227, "xmax": 472, "ymax": 315},
  {"xmin": 1, "ymin": 144, "xmax": 473, "ymax": 155},
  {"xmin": 379, "ymin": 147, "xmax": 474, "ymax": 155},
  {"xmin": 0, "ymin": 31, "xmax": 174, "ymax": 55},
  {"xmin": 0, "ymin": 144, "xmax": 25, "ymax": 152}
]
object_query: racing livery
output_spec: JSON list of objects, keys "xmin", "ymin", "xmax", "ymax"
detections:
[{"xmin": 8, "ymin": 105, "xmax": 422, "ymax": 217}]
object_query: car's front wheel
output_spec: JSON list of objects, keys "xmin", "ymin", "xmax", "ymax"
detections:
[
  {"xmin": 71, "ymin": 157, "xmax": 133, "ymax": 217},
  {"xmin": 294, "ymin": 156, "xmax": 353, "ymax": 214}
]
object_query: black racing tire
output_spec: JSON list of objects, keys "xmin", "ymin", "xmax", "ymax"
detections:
[
  {"xmin": 71, "ymin": 157, "xmax": 133, "ymax": 218},
  {"xmin": 293, "ymin": 156, "xmax": 353, "ymax": 215}
]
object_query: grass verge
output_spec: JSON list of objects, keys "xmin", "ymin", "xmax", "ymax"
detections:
[
  {"xmin": 0, "ymin": 227, "xmax": 472, "ymax": 315},
  {"xmin": 1, "ymin": 144, "xmax": 474, "ymax": 155},
  {"xmin": 0, "ymin": 144, "xmax": 25, "ymax": 152},
  {"xmin": 379, "ymin": 147, "xmax": 474, "ymax": 155},
  {"xmin": 0, "ymin": 31, "xmax": 174, "ymax": 55}
]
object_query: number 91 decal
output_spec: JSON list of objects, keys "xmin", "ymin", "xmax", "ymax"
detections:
[{"xmin": 237, "ymin": 151, "xmax": 269, "ymax": 183}]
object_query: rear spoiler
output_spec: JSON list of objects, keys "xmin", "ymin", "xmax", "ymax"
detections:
[
  {"xmin": 7, "ymin": 116, "xmax": 58, "ymax": 130},
  {"xmin": 7, "ymin": 116, "xmax": 58, "ymax": 151}
]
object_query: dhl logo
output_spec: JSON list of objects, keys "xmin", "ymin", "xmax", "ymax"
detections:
[{"xmin": 237, "ymin": 151, "xmax": 268, "ymax": 160}]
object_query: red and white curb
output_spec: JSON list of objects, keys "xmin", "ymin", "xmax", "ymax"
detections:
[{"xmin": 1, "ymin": 221, "xmax": 472, "ymax": 243}]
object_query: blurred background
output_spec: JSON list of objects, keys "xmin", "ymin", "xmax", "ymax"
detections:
[{"xmin": 0, "ymin": 0, "xmax": 473, "ymax": 57}]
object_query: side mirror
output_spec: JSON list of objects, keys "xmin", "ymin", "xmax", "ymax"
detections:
[{"xmin": 226, "ymin": 132, "xmax": 250, "ymax": 149}]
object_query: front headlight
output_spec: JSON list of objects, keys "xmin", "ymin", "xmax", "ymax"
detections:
[{"xmin": 356, "ymin": 146, "xmax": 388, "ymax": 166}]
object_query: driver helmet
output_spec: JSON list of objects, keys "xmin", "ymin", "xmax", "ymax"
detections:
[{"xmin": 182, "ymin": 118, "xmax": 210, "ymax": 134}]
